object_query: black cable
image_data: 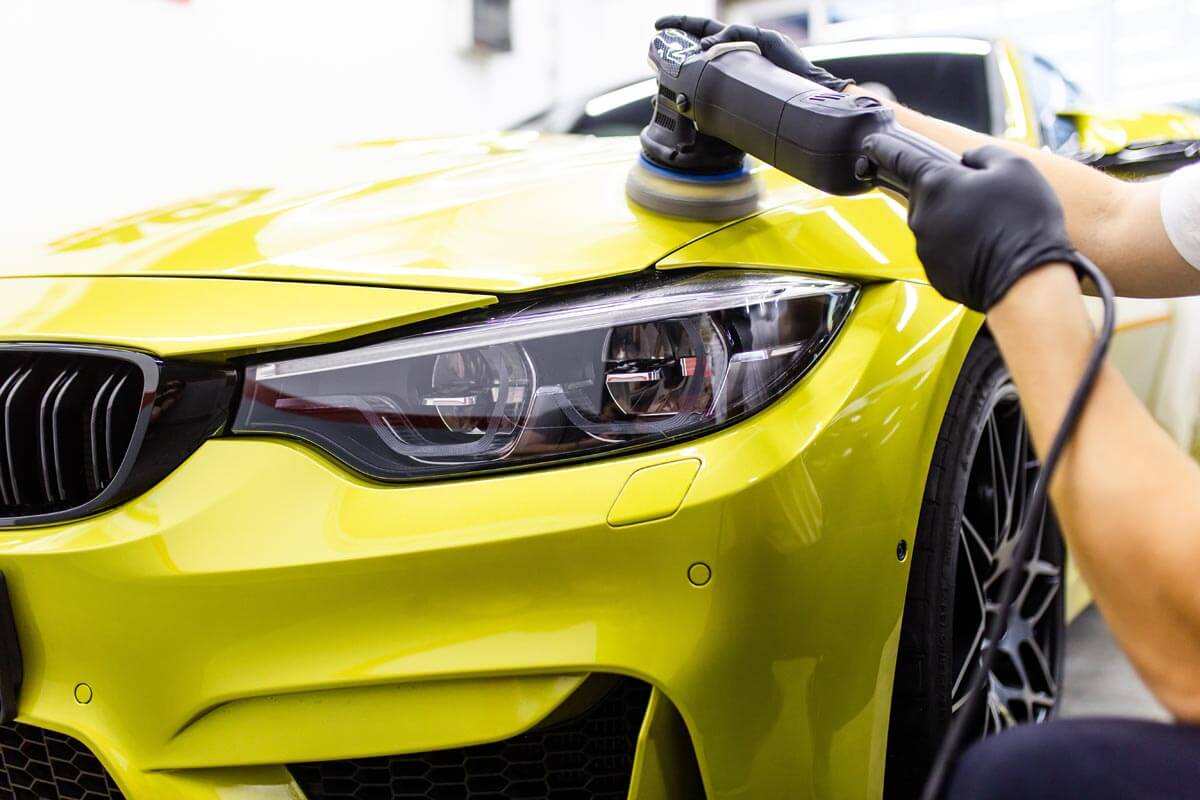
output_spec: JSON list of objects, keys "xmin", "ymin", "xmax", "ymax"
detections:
[{"xmin": 920, "ymin": 254, "xmax": 1117, "ymax": 800}]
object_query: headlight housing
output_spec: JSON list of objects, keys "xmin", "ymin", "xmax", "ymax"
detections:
[{"xmin": 233, "ymin": 270, "xmax": 857, "ymax": 480}]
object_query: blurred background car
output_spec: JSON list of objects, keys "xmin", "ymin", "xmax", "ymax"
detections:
[{"xmin": 520, "ymin": 36, "xmax": 1199, "ymax": 169}]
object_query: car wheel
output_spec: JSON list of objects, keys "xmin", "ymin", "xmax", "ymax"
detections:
[{"xmin": 883, "ymin": 336, "xmax": 1066, "ymax": 799}]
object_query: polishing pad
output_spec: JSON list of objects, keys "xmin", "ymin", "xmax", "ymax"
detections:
[{"xmin": 626, "ymin": 156, "xmax": 761, "ymax": 221}]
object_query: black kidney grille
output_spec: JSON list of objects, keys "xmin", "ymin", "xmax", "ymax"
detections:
[
  {"xmin": 290, "ymin": 678, "xmax": 652, "ymax": 800},
  {"xmin": 0, "ymin": 350, "xmax": 148, "ymax": 520},
  {"xmin": 0, "ymin": 721, "xmax": 124, "ymax": 799}
]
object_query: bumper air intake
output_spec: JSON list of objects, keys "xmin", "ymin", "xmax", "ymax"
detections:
[
  {"xmin": 291, "ymin": 677, "xmax": 652, "ymax": 800},
  {"xmin": 0, "ymin": 721, "xmax": 123, "ymax": 799}
]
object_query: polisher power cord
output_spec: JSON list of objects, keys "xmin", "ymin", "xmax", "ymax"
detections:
[{"xmin": 920, "ymin": 255, "xmax": 1115, "ymax": 800}]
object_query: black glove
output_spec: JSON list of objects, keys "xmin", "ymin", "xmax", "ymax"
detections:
[
  {"xmin": 861, "ymin": 139, "xmax": 1078, "ymax": 312},
  {"xmin": 654, "ymin": 15, "xmax": 852, "ymax": 92}
]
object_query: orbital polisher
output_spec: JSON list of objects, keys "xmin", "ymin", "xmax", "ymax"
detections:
[{"xmin": 626, "ymin": 27, "xmax": 956, "ymax": 217}]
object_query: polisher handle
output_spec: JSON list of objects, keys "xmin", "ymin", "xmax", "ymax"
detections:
[
  {"xmin": 694, "ymin": 48, "xmax": 897, "ymax": 195},
  {"xmin": 646, "ymin": 28, "xmax": 959, "ymax": 196},
  {"xmin": 854, "ymin": 124, "xmax": 961, "ymax": 197}
]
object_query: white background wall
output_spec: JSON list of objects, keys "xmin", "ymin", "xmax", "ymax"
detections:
[{"xmin": 0, "ymin": 0, "xmax": 714, "ymax": 240}]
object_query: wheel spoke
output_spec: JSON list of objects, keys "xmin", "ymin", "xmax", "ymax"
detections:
[
  {"xmin": 962, "ymin": 516, "xmax": 991, "ymax": 559},
  {"xmin": 1025, "ymin": 636, "xmax": 1060, "ymax": 696},
  {"xmin": 1013, "ymin": 558, "xmax": 1037, "ymax": 616},
  {"xmin": 988, "ymin": 673, "xmax": 1023, "ymax": 726},
  {"xmin": 1029, "ymin": 691, "xmax": 1056, "ymax": 709},
  {"xmin": 984, "ymin": 417, "xmax": 1002, "ymax": 535},
  {"xmin": 1026, "ymin": 572, "xmax": 1061, "ymax": 627},
  {"xmin": 1014, "ymin": 415, "xmax": 1029, "ymax": 525},
  {"xmin": 961, "ymin": 518, "xmax": 993, "ymax": 585},
  {"xmin": 987, "ymin": 677, "xmax": 1017, "ymax": 731},
  {"xmin": 985, "ymin": 694, "xmax": 1001, "ymax": 735},
  {"xmin": 952, "ymin": 620, "xmax": 986, "ymax": 699},
  {"xmin": 954, "ymin": 518, "xmax": 991, "ymax": 703},
  {"xmin": 988, "ymin": 417, "xmax": 1011, "ymax": 530},
  {"xmin": 1006, "ymin": 413, "xmax": 1024, "ymax": 529},
  {"xmin": 1014, "ymin": 653, "xmax": 1035, "ymax": 720}
]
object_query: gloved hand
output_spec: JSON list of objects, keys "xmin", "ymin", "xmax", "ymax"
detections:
[
  {"xmin": 654, "ymin": 15, "xmax": 852, "ymax": 92},
  {"xmin": 862, "ymin": 139, "xmax": 1078, "ymax": 312}
]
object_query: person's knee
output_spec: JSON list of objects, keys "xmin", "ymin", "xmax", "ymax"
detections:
[
  {"xmin": 945, "ymin": 724, "xmax": 1072, "ymax": 800},
  {"xmin": 946, "ymin": 718, "xmax": 1200, "ymax": 799}
]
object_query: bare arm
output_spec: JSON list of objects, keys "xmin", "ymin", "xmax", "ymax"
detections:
[
  {"xmin": 988, "ymin": 265, "xmax": 1200, "ymax": 720},
  {"xmin": 848, "ymin": 86, "xmax": 1200, "ymax": 298}
]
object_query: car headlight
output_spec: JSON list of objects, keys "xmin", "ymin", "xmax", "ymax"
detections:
[{"xmin": 232, "ymin": 270, "xmax": 857, "ymax": 480}]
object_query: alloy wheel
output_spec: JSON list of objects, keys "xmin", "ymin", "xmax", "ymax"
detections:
[{"xmin": 950, "ymin": 380, "xmax": 1064, "ymax": 736}]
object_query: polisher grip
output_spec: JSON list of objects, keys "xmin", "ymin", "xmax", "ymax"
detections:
[
  {"xmin": 643, "ymin": 28, "xmax": 960, "ymax": 199},
  {"xmin": 689, "ymin": 49, "xmax": 893, "ymax": 195},
  {"xmin": 693, "ymin": 50, "xmax": 957, "ymax": 195},
  {"xmin": 856, "ymin": 124, "xmax": 960, "ymax": 197}
]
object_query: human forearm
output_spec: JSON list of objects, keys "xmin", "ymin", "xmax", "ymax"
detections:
[
  {"xmin": 841, "ymin": 23, "xmax": 1200, "ymax": 720},
  {"xmin": 848, "ymin": 86, "xmax": 1200, "ymax": 297},
  {"xmin": 987, "ymin": 266, "xmax": 1200, "ymax": 719}
]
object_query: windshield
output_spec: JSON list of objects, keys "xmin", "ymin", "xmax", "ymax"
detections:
[{"xmin": 812, "ymin": 51, "xmax": 993, "ymax": 133}]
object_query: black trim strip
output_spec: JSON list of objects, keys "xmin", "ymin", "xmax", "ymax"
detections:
[
  {"xmin": 89, "ymin": 373, "xmax": 116, "ymax": 493},
  {"xmin": 103, "ymin": 372, "xmax": 130, "ymax": 482},
  {"xmin": 3, "ymin": 368, "xmax": 32, "ymax": 507},
  {"xmin": 0, "ymin": 367, "xmax": 19, "ymax": 506},
  {"xmin": 0, "ymin": 573, "xmax": 23, "ymax": 725},
  {"xmin": 49, "ymin": 369, "xmax": 80, "ymax": 501},
  {"xmin": 38, "ymin": 368, "xmax": 69, "ymax": 504}
]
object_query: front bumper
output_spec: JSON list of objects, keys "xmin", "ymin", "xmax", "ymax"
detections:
[{"xmin": 0, "ymin": 281, "xmax": 974, "ymax": 799}]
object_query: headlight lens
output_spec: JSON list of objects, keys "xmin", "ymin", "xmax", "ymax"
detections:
[{"xmin": 233, "ymin": 271, "xmax": 857, "ymax": 480}]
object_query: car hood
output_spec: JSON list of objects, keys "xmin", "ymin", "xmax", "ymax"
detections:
[{"xmin": 3, "ymin": 133, "xmax": 822, "ymax": 295}]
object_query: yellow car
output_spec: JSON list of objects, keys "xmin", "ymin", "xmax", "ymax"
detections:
[{"xmin": 0, "ymin": 36, "xmax": 1196, "ymax": 800}]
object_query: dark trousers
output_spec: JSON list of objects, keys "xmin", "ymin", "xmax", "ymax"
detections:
[{"xmin": 947, "ymin": 718, "xmax": 1200, "ymax": 799}]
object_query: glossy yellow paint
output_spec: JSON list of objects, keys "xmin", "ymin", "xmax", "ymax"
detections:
[
  {"xmin": 659, "ymin": 192, "xmax": 923, "ymax": 283},
  {"xmin": 1062, "ymin": 106, "xmax": 1200, "ymax": 155},
  {"xmin": 0, "ymin": 277, "xmax": 494, "ymax": 358},
  {"xmin": 607, "ymin": 459, "xmax": 701, "ymax": 527},
  {"xmin": 158, "ymin": 674, "xmax": 588, "ymax": 768},
  {"xmin": 0, "ymin": 134, "xmax": 810, "ymax": 295},
  {"xmin": 994, "ymin": 40, "xmax": 1042, "ymax": 147},
  {"xmin": 629, "ymin": 689, "xmax": 706, "ymax": 800},
  {"xmin": 0, "ymin": 277, "xmax": 978, "ymax": 798}
]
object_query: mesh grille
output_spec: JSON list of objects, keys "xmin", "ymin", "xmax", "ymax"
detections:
[
  {"xmin": 291, "ymin": 678, "xmax": 651, "ymax": 800},
  {"xmin": 0, "ymin": 350, "xmax": 145, "ymax": 520},
  {"xmin": 0, "ymin": 722, "xmax": 123, "ymax": 799}
]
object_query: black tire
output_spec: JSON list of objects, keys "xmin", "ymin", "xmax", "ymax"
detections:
[{"xmin": 883, "ymin": 336, "xmax": 1066, "ymax": 799}]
